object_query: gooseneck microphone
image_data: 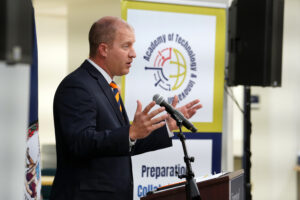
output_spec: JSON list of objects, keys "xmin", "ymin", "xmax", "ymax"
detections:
[{"xmin": 153, "ymin": 94, "xmax": 197, "ymax": 133}]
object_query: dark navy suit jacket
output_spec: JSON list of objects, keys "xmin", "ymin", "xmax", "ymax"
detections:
[{"xmin": 50, "ymin": 60, "xmax": 172, "ymax": 200}]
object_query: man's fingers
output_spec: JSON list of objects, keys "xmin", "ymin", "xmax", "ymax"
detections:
[
  {"xmin": 136, "ymin": 100, "xmax": 142, "ymax": 113},
  {"xmin": 143, "ymin": 101, "xmax": 156, "ymax": 114},
  {"xmin": 193, "ymin": 104, "xmax": 203, "ymax": 110},
  {"xmin": 187, "ymin": 105, "xmax": 203, "ymax": 118},
  {"xmin": 148, "ymin": 121, "xmax": 166, "ymax": 132},
  {"xmin": 185, "ymin": 99, "xmax": 201, "ymax": 109},
  {"xmin": 148, "ymin": 107, "xmax": 165, "ymax": 119},
  {"xmin": 150, "ymin": 114, "xmax": 168, "ymax": 125},
  {"xmin": 190, "ymin": 104, "xmax": 203, "ymax": 112},
  {"xmin": 187, "ymin": 103, "xmax": 202, "ymax": 112},
  {"xmin": 172, "ymin": 95, "xmax": 179, "ymax": 107}
]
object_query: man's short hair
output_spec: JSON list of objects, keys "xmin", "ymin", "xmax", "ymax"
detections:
[{"xmin": 88, "ymin": 16, "xmax": 131, "ymax": 58}]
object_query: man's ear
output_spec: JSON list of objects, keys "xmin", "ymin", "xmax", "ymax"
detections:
[{"xmin": 98, "ymin": 43, "xmax": 108, "ymax": 57}]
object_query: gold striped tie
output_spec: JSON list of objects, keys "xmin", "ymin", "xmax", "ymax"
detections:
[{"xmin": 109, "ymin": 81, "xmax": 122, "ymax": 112}]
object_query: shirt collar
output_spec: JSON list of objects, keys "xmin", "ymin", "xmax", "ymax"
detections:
[{"xmin": 87, "ymin": 58, "xmax": 112, "ymax": 84}]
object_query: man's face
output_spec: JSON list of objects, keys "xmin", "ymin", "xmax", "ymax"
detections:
[{"xmin": 106, "ymin": 26, "xmax": 136, "ymax": 77}]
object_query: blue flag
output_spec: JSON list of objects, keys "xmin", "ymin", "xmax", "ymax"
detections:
[{"xmin": 24, "ymin": 10, "xmax": 41, "ymax": 200}]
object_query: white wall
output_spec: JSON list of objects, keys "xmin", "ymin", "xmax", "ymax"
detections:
[
  {"xmin": 67, "ymin": 0, "xmax": 121, "ymax": 72},
  {"xmin": 250, "ymin": 0, "xmax": 300, "ymax": 199},
  {"xmin": 34, "ymin": 1, "xmax": 68, "ymax": 146}
]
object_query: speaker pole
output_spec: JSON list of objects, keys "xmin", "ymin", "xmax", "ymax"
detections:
[{"xmin": 243, "ymin": 86, "xmax": 252, "ymax": 200}]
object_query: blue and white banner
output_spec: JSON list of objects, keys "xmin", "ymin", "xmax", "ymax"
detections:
[{"xmin": 125, "ymin": 11, "xmax": 216, "ymax": 124}]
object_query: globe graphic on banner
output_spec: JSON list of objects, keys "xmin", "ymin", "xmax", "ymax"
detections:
[{"xmin": 153, "ymin": 47, "xmax": 187, "ymax": 91}]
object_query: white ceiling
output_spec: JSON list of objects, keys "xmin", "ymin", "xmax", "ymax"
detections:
[{"xmin": 33, "ymin": 0, "xmax": 232, "ymax": 17}]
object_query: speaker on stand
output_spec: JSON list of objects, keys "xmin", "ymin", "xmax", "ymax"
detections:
[{"xmin": 227, "ymin": 0, "xmax": 284, "ymax": 199}]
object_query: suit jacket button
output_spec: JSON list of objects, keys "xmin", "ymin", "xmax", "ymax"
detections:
[{"xmin": 130, "ymin": 181, "xmax": 133, "ymax": 185}]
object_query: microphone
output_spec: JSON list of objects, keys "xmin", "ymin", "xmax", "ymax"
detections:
[{"xmin": 153, "ymin": 94, "xmax": 197, "ymax": 133}]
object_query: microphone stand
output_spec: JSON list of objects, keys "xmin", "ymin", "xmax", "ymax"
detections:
[{"xmin": 176, "ymin": 119, "xmax": 202, "ymax": 200}]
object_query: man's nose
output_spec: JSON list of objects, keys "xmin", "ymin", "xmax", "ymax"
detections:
[{"xmin": 129, "ymin": 48, "xmax": 136, "ymax": 58}]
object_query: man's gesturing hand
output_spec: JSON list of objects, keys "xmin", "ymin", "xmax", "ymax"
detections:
[
  {"xmin": 166, "ymin": 96, "xmax": 202, "ymax": 131},
  {"xmin": 129, "ymin": 100, "xmax": 168, "ymax": 140}
]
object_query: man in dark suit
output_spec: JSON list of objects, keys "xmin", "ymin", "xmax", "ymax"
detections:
[{"xmin": 50, "ymin": 16, "xmax": 202, "ymax": 200}]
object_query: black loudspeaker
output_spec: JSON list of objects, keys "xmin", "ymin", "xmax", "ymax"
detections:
[
  {"xmin": 0, "ymin": 0, "xmax": 33, "ymax": 64},
  {"xmin": 227, "ymin": 0, "xmax": 284, "ymax": 87}
]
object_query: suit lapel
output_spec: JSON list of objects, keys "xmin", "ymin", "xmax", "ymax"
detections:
[
  {"xmin": 82, "ymin": 60, "xmax": 126, "ymax": 125},
  {"xmin": 120, "ymin": 96, "xmax": 130, "ymax": 125}
]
